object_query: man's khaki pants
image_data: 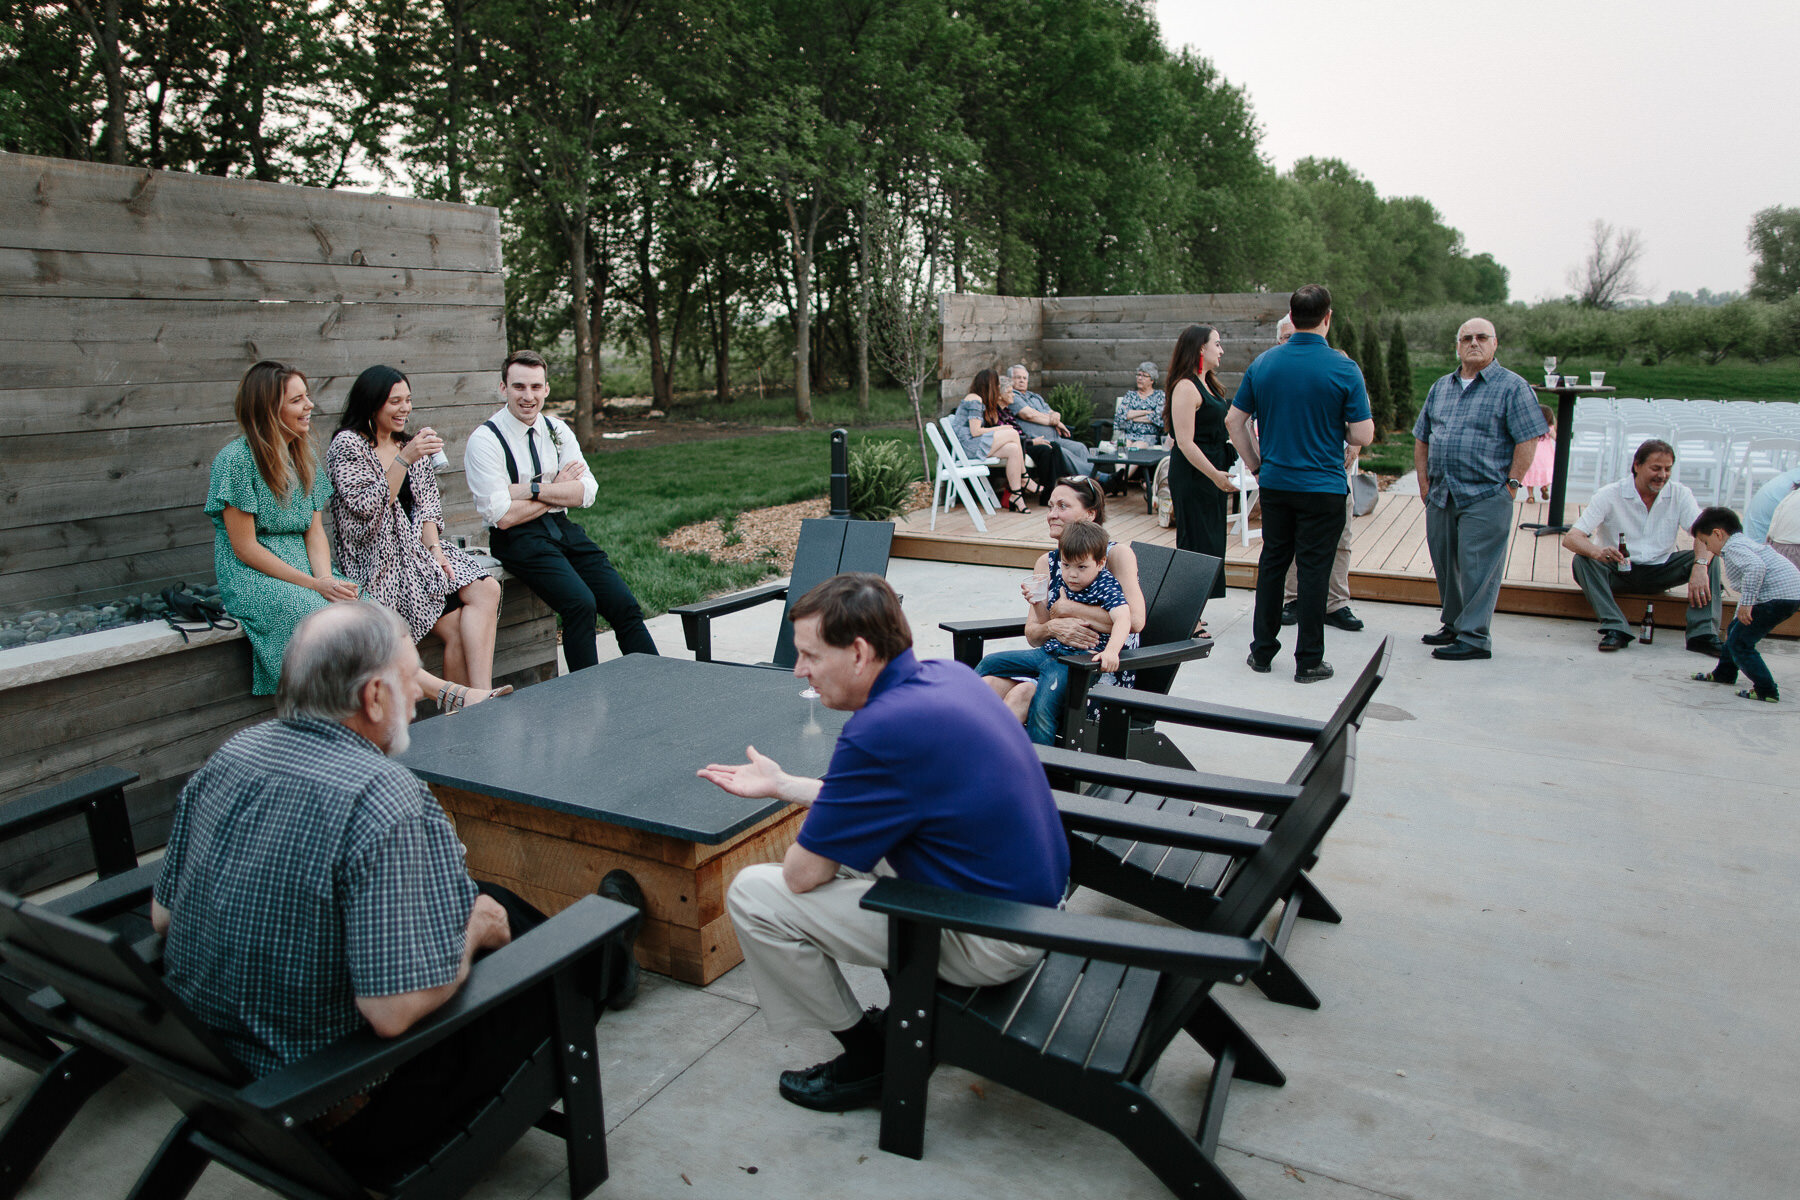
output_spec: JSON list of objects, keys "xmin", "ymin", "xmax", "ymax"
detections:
[{"xmin": 726, "ymin": 862, "xmax": 1044, "ymax": 1035}]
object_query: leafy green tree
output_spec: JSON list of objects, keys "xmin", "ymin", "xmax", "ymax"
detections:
[
  {"xmin": 1747, "ymin": 206, "xmax": 1800, "ymax": 302},
  {"xmin": 1386, "ymin": 317, "xmax": 1415, "ymax": 431}
]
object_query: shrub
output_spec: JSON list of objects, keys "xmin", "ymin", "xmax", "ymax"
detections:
[
  {"xmin": 1359, "ymin": 322, "xmax": 1392, "ymax": 433},
  {"xmin": 1386, "ymin": 317, "xmax": 1416, "ymax": 431},
  {"xmin": 846, "ymin": 438, "xmax": 918, "ymax": 521},
  {"xmin": 1047, "ymin": 384, "xmax": 1097, "ymax": 445}
]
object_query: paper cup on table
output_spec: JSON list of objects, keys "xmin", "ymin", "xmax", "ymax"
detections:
[
  {"xmin": 1544, "ymin": 374, "xmax": 1557, "ymax": 387},
  {"xmin": 1590, "ymin": 371, "xmax": 1606, "ymax": 387}
]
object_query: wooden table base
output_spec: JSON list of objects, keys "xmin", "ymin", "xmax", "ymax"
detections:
[{"xmin": 433, "ymin": 784, "xmax": 807, "ymax": 985}]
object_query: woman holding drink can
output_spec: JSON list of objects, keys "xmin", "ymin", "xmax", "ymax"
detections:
[{"xmin": 328, "ymin": 364, "xmax": 506, "ymax": 709}]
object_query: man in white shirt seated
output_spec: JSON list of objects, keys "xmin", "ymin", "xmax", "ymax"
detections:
[
  {"xmin": 1562, "ymin": 438, "xmax": 1722, "ymax": 655},
  {"xmin": 463, "ymin": 350, "xmax": 658, "ymax": 671}
]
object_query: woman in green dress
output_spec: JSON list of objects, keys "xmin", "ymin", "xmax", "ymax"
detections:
[{"xmin": 207, "ymin": 360, "xmax": 507, "ymax": 708}]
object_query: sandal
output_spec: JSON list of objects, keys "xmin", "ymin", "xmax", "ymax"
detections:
[
  {"xmin": 1007, "ymin": 491, "xmax": 1030, "ymax": 514},
  {"xmin": 437, "ymin": 683, "xmax": 514, "ymax": 713}
]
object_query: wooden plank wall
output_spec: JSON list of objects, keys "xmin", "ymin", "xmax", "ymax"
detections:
[
  {"xmin": 936, "ymin": 293, "xmax": 1042, "ymax": 412},
  {"xmin": 935, "ymin": 291, "xmax": 1290, "ymax": 414},
  {"xmin": 0, "ymin": 153, "xmax": 538, "ymax": 888},
  {"xmin": 1041, "ymin": 292, "xmax": 1290, "ymax": 401},
  {"xmin": 0, "ymin": 153, "xmax": 507, "ymax": 612}
]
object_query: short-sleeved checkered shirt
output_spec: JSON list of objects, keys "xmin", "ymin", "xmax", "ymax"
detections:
[
  {"xmin": 1413, "ymin": 362, "xmax": 1547, "ymax": 507},
  {"xmin": 155, "ymin": 716, "xmax": 476, "ymax": 1077}
]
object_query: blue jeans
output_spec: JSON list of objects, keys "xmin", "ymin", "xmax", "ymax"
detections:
[
  {"xmin": 1711, "ymin": 598, "xmax": 1799, "ymax": 698},
  {"xmin": 976, "ymin": 646, "xmax": 1068, "ymax": 745}
]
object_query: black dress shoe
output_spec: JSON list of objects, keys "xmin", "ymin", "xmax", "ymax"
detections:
[
  {"xmin": 1323, "ymin": 606, "xmax": 1365, "ymax": 632},
  {"xmin": 1280, "ymin": 602, "xmax": 1298, "ymax": 626},
  {"xmin": 1246, "ymin": 652, "xmax": 1272, "ymax": 673},
  {"xmin": 1432, "ymin": 642, "xmax": 1492, "ymax": 661},
  {"xmin": 1295, "ymin": 662, "xmax": 1335, "ymax": 684},
  {"xmin": 778, "ymin": 1057, "xmax": 884, "ymax": 1112},
  {"xmin": 1597, "ymin": 631, "xmax": 1633, "ymax": 652},
  {"xmin": 1421, "ymin": 627, "xmax": 1458, "ymax": 646},
  {"xmin": 598, "ymin": 870, "xmax": 645, "ymax": 1010},
  {"xmin": 1686, "ymin": 635, "xmax": 1725, "ymax": 657}
]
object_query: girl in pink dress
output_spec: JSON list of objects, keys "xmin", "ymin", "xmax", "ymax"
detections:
[{"xmin": 1519, "ymin": 403, "xmax": 1556, "ymax": 502}]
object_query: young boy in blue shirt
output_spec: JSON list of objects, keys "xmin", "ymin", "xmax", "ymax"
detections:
[
  {"xmin": 1689, "ymin": 506, "xmax": 1800, "ymax": 702},
  {"xmin": 975, "ymin": 519, "xmax": 1133, "ymax": 744}
]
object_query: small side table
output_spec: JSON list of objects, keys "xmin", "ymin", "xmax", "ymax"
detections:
[{"xmin": 1520, "ymin": 383, "xmax": 1615, "ymax": 537}]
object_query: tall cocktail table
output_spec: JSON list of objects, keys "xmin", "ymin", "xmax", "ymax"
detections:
[{"xmin": 398, "ymin": 654, "xmax": 848, "ymax": 984}]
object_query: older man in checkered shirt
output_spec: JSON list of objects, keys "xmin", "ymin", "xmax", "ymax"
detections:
[
  {"xmin": 1412, "ymin": 317, "xmax": 1548, "ymax": 661},
  {"xmin": 151, "ymin": 602, "xmax": 577, "ymax": 1177}
]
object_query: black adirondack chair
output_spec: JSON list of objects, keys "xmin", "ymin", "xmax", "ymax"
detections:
[
  {"xmin": 941, "ymin": 542, "xmax": 1219, "ymax": 752},
  {"xmin": 864, "ymin": 726, "xmax": 1357, "ymax": 1199},
  {"xmin": 1052, "ymin": 638, "xmax": 1391, "ymax": 1009},
  {"xmin": 0, "ymin": 766, "xmax": 150, "ymax": 1198},
  {"xmin": 670, "ymin": 517, "xmax": 893, "ymax": 668},
  {"xmin": 0, "ymin": 891, "xmax": 634, "ymax": 1200}
]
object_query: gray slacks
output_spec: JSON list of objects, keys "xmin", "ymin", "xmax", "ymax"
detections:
[
  {"xmin": 1424, "ymin": 491, "xmax": 1513, "ymax": 651},
  {"xmin": 726, "ymin": 862, "xmax": 1043, "ymax": 1035},
  {"xmin": 1570, "ymin": 551, "xmax": 1721, "ymax": 639}
]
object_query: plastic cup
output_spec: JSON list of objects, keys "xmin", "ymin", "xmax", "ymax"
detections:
[
  {"xmin": 1544, "ymin": 374, "xmax": 1558, "ymax": 387},
  {"xmin": 1026, "ymin": 574, "xmax": 1050, "ymax": 603},
  {"xmin": 1590, "ymin": 371, "xmax": 1606, "ymax": 387}
]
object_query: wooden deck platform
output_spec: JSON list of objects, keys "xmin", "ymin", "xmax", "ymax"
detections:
[{"xmin": 892, "ymin": 490, "xmax": 1800, "ymax": 637}]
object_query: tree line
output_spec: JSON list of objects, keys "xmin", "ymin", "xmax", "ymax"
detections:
[
  {"xmin": 4, "ymin": 0, "xmax": 1510, "ymax": 432},
  {"xmin": 1397, "ymin": 296, "xmax": 1800, "ymax": 369}
]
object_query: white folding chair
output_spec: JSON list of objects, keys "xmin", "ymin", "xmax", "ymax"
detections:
[
  {"xmin": 938, "ymin": 414, "xmax": 1004, "ymax": 511},
  {"xmin": 1670, "ymin": 425, "xmax": 1730, "ymax": 504},
  {"xmin": 1729, "ymin": 438, "xmax": 1800, "ymax": 511},
  {"xmin": 1230, "ymin": 461, "xmax": 1261, "ymax": 546},
  {"xmin": 923, "ymin": 420, "xmax": 995, "ymax": 532}
]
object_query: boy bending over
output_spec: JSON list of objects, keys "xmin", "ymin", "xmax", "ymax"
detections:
[{"xmin": 1690, "ymin": 506, "xmax": 1800, "ymax": 702}]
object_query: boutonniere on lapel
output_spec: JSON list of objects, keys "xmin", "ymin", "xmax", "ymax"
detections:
[{"xmin": 546, "ymin": 419, "xmax": 564, "ymax": 451}]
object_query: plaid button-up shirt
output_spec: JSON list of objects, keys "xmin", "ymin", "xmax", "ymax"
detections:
[
  {"xmin": 1413, "ymin": 363, "xmax": 1547, "ymax": 506},
  {"xmin": 155, "ymin": 716, "xmax": 476, "ymax": 1077}
]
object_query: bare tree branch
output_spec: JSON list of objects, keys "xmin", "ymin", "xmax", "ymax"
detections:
[{"xmin": 1568, "ymin": 219, "xmax": 1646, "ymax": 309}]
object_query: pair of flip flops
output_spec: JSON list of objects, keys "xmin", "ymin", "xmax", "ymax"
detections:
[
  {"xmin": 161, "ymin": 587, "xmax": 239, "ymax": 643},
  {"xmin": 1690, "ymin": 671, "xmax": 1777, "ymax": 702}
]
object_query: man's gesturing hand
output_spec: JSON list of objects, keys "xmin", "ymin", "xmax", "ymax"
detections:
[{"xmin": 698, "ymin": 745, "xmax": 787, "ymax": 799}]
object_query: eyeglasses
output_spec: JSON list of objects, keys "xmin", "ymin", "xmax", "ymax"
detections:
[{"xmin": 1458, "ymin": 333, "xmax": 1494, "ymax": 344}]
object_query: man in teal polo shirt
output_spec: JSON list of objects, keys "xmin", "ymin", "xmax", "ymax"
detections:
[{"xmin": 1227, "ymin": 285, "xmax": 1376, "ymax": 683}]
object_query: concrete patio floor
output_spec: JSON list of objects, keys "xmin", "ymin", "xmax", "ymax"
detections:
[{"xmin": 6, "ymin": 557, "xmax": 1796, "ymax": 1200}]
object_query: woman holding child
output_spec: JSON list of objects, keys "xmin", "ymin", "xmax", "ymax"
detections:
[
  {"xmin": 975, "ymin": 477, "xmax": 1147, "ymax": 744},
  {"xmin": 328, "ymin": 365, "xmax": 505, "ymax": 707}
]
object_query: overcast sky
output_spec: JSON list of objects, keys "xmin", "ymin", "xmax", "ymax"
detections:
[{"xmin": 1157, "ymin": 0, "xmax": 1800, "ymax": 303}]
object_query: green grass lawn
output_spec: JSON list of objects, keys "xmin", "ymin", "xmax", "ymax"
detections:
[
  {"xmin": 563, "ymin": 428, "xmax": 925, "ymax": 621},
  {"xmin": 658, "ymin": 386, "xmax": 923, "ymax": 427}
]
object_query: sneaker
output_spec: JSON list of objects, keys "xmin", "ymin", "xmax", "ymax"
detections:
[
  {"xmin": 1737, "ymin": 689, "xmax": 1779, "ymax": 703},
  {"xmin": 1322, "ymin": 606, "xmax": 1364, "ymax": 632}
]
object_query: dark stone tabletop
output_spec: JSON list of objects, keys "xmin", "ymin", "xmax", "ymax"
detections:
[{"xmin": 399, "ymin": 655, "xmax": 848, "ymax": 843}]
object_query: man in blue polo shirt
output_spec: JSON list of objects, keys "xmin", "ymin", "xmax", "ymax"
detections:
[
  {"xmin": 1227, "ymin": 285, "xmax": 1376, "ymax": 683},
  {"xmin": 700, "ymin": 573, "xmax": 1068, "ymax": 1114}
]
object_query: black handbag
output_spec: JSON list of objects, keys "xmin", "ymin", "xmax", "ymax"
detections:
[{"xmin": 161, "ymin": 587, "xmax": 238, "ymax": 642}]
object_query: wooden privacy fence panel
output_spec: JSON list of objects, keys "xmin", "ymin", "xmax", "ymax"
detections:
[
  {"xmin": 0, "ymin": 153, "xmax": 548, "ymax": 892},
  {"xmin": 0, "ymin": 154, "xmax": 506, "ymax": 613},
  {"xmin": 938, "ymin": 291, "xmax": 1291, "ymax": 412}
]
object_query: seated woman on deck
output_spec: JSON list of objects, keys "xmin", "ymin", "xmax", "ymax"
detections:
[
  {"xmin": 328, "ymin": 365, "xmax": 505, "ymax": 709},
  {"xmin": 206, "ymin": 360, "xmax": 506, "ymax": 709}
]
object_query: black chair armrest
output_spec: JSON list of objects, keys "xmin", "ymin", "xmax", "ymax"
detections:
[
  {"xmin": 1053, "ymin": 637, "xmax": 1213, "ymax": 674},
  {"xmin": 41, "ymin": 861, "xmax": 160, "ymax": 923},
  {"xmin": 1091, "ymin": 417, "xmax": 1114, "ymax": 441},
  {"xmin": 1086, "ymin": 684, "xmax": 1326, "ymax": 741},
  {"xmin": 1053, "ymin": 790, "xmax": 1268, "ymax": 855},
  {"xmin": 0, "ymin": 767, "xmax": 140, "ymax": 877},
  {"xmin": 939, "ymin": 618, "xmax": 1029, "ymax": 668},
  {"xmin": 1036, "ymin": 745, "xmax": 1300, "ymax": 814},
  {"xmin": 238, "ymin": 895, "xmax": 635, "ymax": 1115},
  {"xmin": 861, "ymin": 878, "xmax": 1263, "ymax": 982},
  {"xmin": 669, "ymin": 582, "xmax": 790, "ymax": 661}
]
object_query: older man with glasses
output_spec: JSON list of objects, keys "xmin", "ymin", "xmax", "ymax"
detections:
[{"xmin": 1413, "ymin": 317, "xmax": 1548, "ymax": 661}]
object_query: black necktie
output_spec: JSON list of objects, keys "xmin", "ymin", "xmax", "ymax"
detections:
[{"xmin": 526, "ymin": 425, "xmax": 544, "ymax": 481}]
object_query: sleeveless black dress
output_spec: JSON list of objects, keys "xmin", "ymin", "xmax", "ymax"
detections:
[{"xmin": 1167, "ymin": 370, "xmax": 1231, "ymax": 598}]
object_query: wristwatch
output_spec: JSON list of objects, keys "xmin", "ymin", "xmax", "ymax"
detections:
[
  {"xmin": 1506, "ymin": 478, "xmax": 1521, "ymax": 490},
  {"xmin": 530, "ymin": 480, "xmax": 541, "ymax": 500}
]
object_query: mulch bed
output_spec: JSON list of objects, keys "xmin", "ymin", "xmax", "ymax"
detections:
[{"xmin": 659, "ymin": 482, "xmax": 932, "ymax": 572}]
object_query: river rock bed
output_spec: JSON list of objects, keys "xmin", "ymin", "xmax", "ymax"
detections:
[{"xmin": 0, "ymin": 582, "xmax": 223, "ymax": 649}]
